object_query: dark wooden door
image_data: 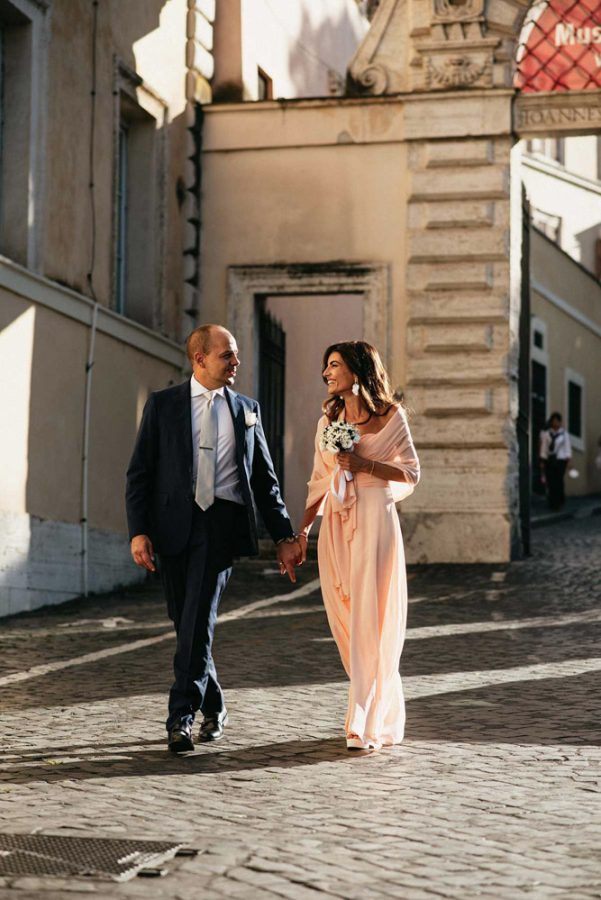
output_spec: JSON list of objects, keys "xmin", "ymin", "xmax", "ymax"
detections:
[
  {"xmin": 531, "ymin": 359, "xmax": 547, "ymax": 494},
  {"xmin": 258, "ymin": 304, "xmax": 286, "ymax": 490}
]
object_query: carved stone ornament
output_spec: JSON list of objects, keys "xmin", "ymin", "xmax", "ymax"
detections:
[
  {"xmin": 347, "ymin": 0, "xmax": 408, "ymax": 95},
  {"xmin": 426, "ymin": 54, "xmax": 491, "ymax": 89},
  {"xmin": 347, "ymin": 0, "xmax": 507, "ymax": 94},
  {"xmin": 432, "ymin": 0, "xmax": 485, "ymax": 24}
]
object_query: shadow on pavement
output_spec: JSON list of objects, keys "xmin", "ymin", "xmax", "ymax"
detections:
[
  {"xmin": 0, "ymin": 737, "xmax": 355, "ymax": 785},
  {"xmin": 407, "ymin": 669, "xmax": 601, "ymax": 747}
]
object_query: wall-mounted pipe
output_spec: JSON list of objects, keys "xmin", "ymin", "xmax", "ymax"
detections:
[{"xmin": 80, "ymin": 0, "xmax": 100, "ymax": 597}]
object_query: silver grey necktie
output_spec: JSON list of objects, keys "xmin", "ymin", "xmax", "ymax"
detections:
[{"xmin": 195, "ymin": 392, "xmax": 217, "ymax": 510}]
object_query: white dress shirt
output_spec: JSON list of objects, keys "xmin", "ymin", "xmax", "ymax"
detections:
[
  {"xmin": 190, "ymin": 377, "xmax": 244, "ymax": 505},
  {"xmin": 540, "ymin": 427, "xmax": 572, "ymax": 461}
]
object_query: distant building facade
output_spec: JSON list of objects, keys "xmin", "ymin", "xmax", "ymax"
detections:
[
  {"xmin": 520, "ymin": 135, "xmax": 601, "ymax": 498},
  {"xmin": 530, "ymin": 229, "xmax": 601, "ymax": 498}
]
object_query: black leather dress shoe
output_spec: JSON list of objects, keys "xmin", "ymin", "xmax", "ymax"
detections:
[
  {"xmin": 198, "ymin": 711, "xmax": 228, "ymax": 742},
  {"xmin": 168, "ymin": 720, "xmax": 194, "ymax": 753}
]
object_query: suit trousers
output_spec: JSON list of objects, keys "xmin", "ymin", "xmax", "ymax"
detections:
[
  {"xmin": 158, "ymin": 498, "xmax": 244, "ymax": 730},
  {"xmin": 545, "ymin": 458, "xmax": 567, "ymax": 510}
]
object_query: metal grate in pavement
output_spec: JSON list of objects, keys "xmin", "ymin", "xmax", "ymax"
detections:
[{"xmin": 0, "ymin": 834, "xmax": 192, "ymax": 881}]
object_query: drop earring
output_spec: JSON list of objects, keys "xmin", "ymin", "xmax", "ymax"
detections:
[{"xmin": 352, "ymin": 379, "xmax": 360, "ymax": 396}]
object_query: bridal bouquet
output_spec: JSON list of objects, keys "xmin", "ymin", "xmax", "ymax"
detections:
[{"xmin": 320, "ymin": 422, "xmax": 361, "ymax": 484}]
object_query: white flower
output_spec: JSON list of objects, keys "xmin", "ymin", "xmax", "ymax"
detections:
[
  {"xmin": 319, "ymin": 421, "xmax": 361, "ymax": 453},
  {"xmin": 245, "ymin": 411, "xmax": 258, "ymax": 427}
]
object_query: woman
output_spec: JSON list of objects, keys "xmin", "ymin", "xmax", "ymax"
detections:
[{"xmin": 296, "ymin": 341, "xmax": 420, "ymax": 751}]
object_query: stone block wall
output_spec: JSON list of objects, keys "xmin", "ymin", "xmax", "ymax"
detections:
[{"xmin": 401, "ymin": 93, "xmax": 518, "ymax": 563}]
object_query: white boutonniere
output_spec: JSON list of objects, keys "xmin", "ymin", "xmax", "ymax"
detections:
[{"xmin": 244, "ymin": 411, "xmax": 258, "ymax": 427}]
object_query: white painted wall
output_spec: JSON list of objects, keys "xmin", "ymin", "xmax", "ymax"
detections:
[
  {"xmin": 522, "ymin": 136, "xmax": 601, "ymax": 275},
  {"xmin": 0, "ymin": 300, "xmax": 34, "ymax": 515},
  {"xmin": 564, "ymin": 135, "xmax": 599, "ymax": 183},
  {"xmin": 214, "ymin": 0, "xmax": 368, "ymax": 100},
  {"xmin": 0, "ymin": 263, "xmax": 182, "ymax": 617}
]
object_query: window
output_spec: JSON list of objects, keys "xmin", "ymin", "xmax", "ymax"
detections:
[
  {"xmin": 525, "ymin": 137, "xmax": 564, "ymax": 165},
  {"xmin": 0, "ymin": 1, "xmax": 47, "ymax": 268},
  {"xmin": 531, "ymin": 207, "xmax": 561, "ymax": 244},
  {"xmin": 257, "ymin": 67, "xmax": 273, "ymax": 101},
  {"xmin": 114, "ymin": 64, "xmax": 166, "ymax": 327},
  {"xmin": 533, "ymin": 328, "xmax": 544, "ymax": 350},
  {"xmin": 565, "ymin": 369, "xmax": 585, "ymax": 451}
]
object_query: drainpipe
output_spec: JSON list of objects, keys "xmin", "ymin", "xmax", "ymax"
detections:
[
  {"xmin": 80, "ymin": 0, "xmax": 99, "ymax": 597},
  {"xmin": 81, "ymin": 302, "xmax": 98, "ymax": 597}
]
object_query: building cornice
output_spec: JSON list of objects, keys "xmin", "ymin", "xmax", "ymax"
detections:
[
  {"xmin": 531, "ymin": 277, "xmax": 601, "ymax": 340},
  {"xmin": 205, "ymin": 88, "xmax": 516, "ymax": 114},
  {"xmin": 0, "ymin": 256, "xmax": 184, "ymax": 368},
  {"xmin": 523, "ymin": 154, "xmax": 601, "ymax": 197}
]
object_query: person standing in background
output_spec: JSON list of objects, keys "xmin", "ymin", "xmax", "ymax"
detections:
[{"xmin": 539, "ymin": 412, "xmax": 572, "ymax": 511}]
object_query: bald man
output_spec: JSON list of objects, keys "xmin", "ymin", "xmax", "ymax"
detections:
[{"xmin": 126, "ymin": 325, "xmax": 300, "ymax": 752}]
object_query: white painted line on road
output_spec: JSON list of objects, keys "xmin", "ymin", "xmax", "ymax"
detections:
[
  {"xmin": 0, "ymin": 578, "xmax": 322, "ymax": 688},
  {"xmin": 0, "ymin": 632, "xmax": 173, "ymax": 687},
  {"xmin": 220, "ymin": 578, "xmax": 321, "ymax": 623},
  {"xmin": 490, "ymin": 572, "xmax": 506, "ymax": 582},
  {"xmin": 406, "ymin": 607, "xmax": 601, "ymax": 640},
  {"xmin": 404, "ymin": 656, "xmax": 601, "ymax": 700}
]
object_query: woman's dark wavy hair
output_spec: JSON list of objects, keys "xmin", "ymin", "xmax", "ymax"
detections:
[{"xmin": 322, "ymin": 341, "xmax": 398, "ymax": 422}]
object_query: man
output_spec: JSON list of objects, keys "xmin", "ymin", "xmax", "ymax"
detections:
[
  {"xmin": 539, "ymin": 411, "xmax": 572, "ymax": 511},
  {"xmin": 126, "ymin": 325, "xmax": 301, "ymax": 753}
]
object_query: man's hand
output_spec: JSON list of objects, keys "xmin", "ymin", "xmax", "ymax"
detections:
[
  {"xmin": 131, "ymin": 534, "xmax": 156, "ymax": 572},
  {"xmin": 277, "ymin": 540, "xmax": 301, "ymax": 583}
]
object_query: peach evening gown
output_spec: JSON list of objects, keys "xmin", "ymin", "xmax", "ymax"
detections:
[{"xmin": 305, "ymin": 407, "xmax": 420, "ymax": 748}]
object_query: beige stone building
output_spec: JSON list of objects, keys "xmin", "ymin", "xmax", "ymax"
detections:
[
  {"xmin": 3, "ymin": 0, "xmax": 601, "ymax": 616},
  {"xmin": 200, "ymin": 0, "xmax": 601, "ymax": 563},
  {"xmin": 0, "ymin": 0, "xmax": 216, "ymax": 615},
  {"xmin": 0, "ymin": 0, "xmax": 371, "ymax": 616},
  {"xmin": 530, "ymin": 228, "xmax": 601, "ymax": 497}
]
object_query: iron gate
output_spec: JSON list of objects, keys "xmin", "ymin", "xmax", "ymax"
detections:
[{"xmin": 258, "ymin": 304, "xmax": 286, "ymax": 490}]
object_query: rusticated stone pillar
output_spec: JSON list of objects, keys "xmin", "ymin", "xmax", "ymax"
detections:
[{"xmin": 399, "ymin": 92, "xmax": 519, "ymax": 562}]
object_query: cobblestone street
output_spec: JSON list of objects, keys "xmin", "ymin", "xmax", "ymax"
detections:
[{"xmin": 1, "ymin": 515, "xmax": 600, "ymax": 899}]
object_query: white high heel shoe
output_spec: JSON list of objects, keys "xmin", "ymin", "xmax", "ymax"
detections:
[{"xmin": 346, "ymin": 734, "xmax": 377, "ymax": 751}]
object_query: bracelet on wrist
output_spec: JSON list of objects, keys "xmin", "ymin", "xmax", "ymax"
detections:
[{"xmin": 277, "ymin": 532, "xmax": 306, "ymax": 545}]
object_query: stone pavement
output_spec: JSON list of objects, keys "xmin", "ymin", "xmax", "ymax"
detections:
[{"xmin": 0, "ymin": 516, "xmax": 600, "ymax": 899}]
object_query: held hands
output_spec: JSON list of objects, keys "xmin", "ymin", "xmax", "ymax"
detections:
[
  {"xmin": 337, "ymin": 450, "xmax": 373, "ymax": 475},
  {"xmin": 131, "ymin": 534, "xmax": 156, "ymax": 572},
  {"xmin": 277, "ymin": 540, "xmax": 302, "ymax": 583}
]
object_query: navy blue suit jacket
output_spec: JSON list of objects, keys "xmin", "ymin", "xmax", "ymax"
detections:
[{"xmin": 125, "ymin": 380, "xmax": 294, "ymax": 557}]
